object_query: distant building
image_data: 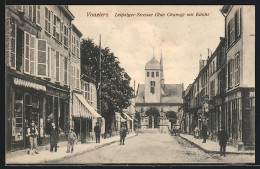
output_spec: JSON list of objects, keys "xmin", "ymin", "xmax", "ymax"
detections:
[{"xmin": 135, "ymin": 52, "xmax": 184, "ymax": 130}]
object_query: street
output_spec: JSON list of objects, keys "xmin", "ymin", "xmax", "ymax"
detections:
[{"xmin": 55, "ymin": 131, "xmax": 254, "ymax": 164}]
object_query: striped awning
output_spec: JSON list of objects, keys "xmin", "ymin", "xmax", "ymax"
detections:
[{"xmin": 73, "ymin": 93, "xmax": 102, "ymax": 118}]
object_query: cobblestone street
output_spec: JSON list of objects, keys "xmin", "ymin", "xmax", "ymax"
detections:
[{"xmin": 56, "ymin": 131, "xmax": 254, "ymax": 164}]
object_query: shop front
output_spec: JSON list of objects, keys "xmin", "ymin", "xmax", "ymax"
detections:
[
  {"xmin": 72, "ymin": 93, "xmax": 103, "ymax": 143},
  {"xmin": 45, "ymin": 84, "xmax": 70, "ymax": 143},
  {"xmin": 6, "ymin": 74, "xmax": 47, "ymax": 151}
]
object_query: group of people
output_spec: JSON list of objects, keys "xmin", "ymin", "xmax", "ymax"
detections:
[
  {"xmin": 26, "ymin": 120, "xmax": 128, "ymax": 155},
  {"xmin": 26, "ymin": 120, "xmax": 77, "ymax": 155},
  {"xmin": 193, "ymin": 123, "xmax": 229, "ymax": 157}
]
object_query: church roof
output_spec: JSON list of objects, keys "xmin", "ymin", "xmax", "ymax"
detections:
[
  {"xmin": 145, "ymin": 57, "xmax": 160, "ymax": 70},
  {"xmin": 135, "ymin": 84, "xmax": 183, "ymax": 104}
]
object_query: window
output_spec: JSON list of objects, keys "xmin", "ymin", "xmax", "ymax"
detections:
[
  {"xmin": 60, "ymin": 22, "xmax": 64, "ymax": 44},
  {"xmin": 24, "ymin": 32, "xmax": 30, "ymax": 74},
  {"xmin": 64, "ymin": 57, "xmax": 68, "ymax": 85},
  {"xmin": 37, "ymin": 39, "xmax": 47, "ymax": 76},
  {"xmin": 150, "ymin": 81, "xmax": 155, "ymax": 94},
  {"xmin": 213, "ymin": 61, "xmax": 215, "ymax": 73},
  {"xmin": 53, "ymin": 15, "xmax": 61, "ymax": 41},
  {"xmin": 45, "ymin": 7, "xmax": 51, "ymax": 34},
  {"xmin": 72, "ymin": 35, "xmax": 75, "ymax": 54},
  {"xmin": 76, "ymin": 39, "xmax": 79, "ymax": 56},
  {"xmin": 156, "ymin": 72, "xmax": 159, "ymax": 77},
  {"xmin": 234, "ymin": 53, "xmax": 240, "ymax": 85},
  {"xmin": 55, "ymin": 51, "xmax": 60, "ymax": 81},
  {"xmin": 10, "ymin": 18, "xmax": 16, "ymax": 69},
  {"xmin": 151, "ymin": 72, "xmax": 154, "ymax": 77},
  {"xmin": 147, "ymin": 72, "xmax": 149, "ymax": 77},
  {"xmin": 28, "ymin": 5, "xmax": 39, "ymax": 24},
  {"xmin": 63, "ymin": 25, "xmax": 69, "ymax": 47},
  {"xmin": 228, "ymin": 59, "xmax": 234, "ymax": 89}
]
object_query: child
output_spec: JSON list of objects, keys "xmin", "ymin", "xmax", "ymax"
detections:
[{"xmin": 66, "ymin": 128, "xmax": 77, "ymax": 153}]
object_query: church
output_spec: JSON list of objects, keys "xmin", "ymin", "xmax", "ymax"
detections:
[{"xmin": 135, "ymin": 52, "xmax": 184, "ymax": 131}]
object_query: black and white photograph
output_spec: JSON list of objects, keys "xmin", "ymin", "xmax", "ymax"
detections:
[{"xmin": 5, "ymin": 5, "xmax": 255, "ymax": 164}]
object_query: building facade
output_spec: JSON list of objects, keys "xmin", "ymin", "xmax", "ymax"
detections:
[
  {"xmin": 5, "ymin": 5, "xmax": 74, "ymax": 151},
  {"xmin": 182, "ymin": 5, "xmax": 255, "ymax": 151},
  {"xmin": 135, "ymin": 53, "xmax": 184, "ymax": 131},
  {"xmin": 221, "ymin": 5, "xmax": 255, "ymax": 150}
]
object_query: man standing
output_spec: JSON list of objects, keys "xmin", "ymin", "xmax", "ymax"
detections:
[
  {"xmin": 120, "ymin": 125, "xmax": 127, "ymax": 145},
  {"xmin": 26, "ymin": 120, "xmax": 39, "ymax": 154},
  {"xmin": 201, "ymin": 123, "xmax": 207, "ymax": 143},
  {"xmin": 67, "ymin": 128, "xmax": 77, "ymax": 153},
  {"xmin": 94, "ymin": 122, "xmax": 101, "ymax": 143},
  {"xmin": 50, "ymin": 121, "xmax": 59, "ymax": 152},
  {"xmin": 218, "ymin": 127, "xmax": 229, "ymax": 157}
]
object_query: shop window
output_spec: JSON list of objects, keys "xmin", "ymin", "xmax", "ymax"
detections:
[{"xmin": 13, "ymin": 92, "xmax": 23, "ymax": 142}]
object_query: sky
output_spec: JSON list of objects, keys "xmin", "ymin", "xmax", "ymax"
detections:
[{"xmin": 69, "ymin": 5, "xmax": 225, "ymax": 91}]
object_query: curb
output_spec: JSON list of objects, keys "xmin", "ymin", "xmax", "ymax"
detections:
[
  {"xmin": 43, "ymin": 134, "xmax": 138, "ymax": 163},
  {"xmin": 179, "ymin": 134, "xmax": 255, "ymax": 155}
]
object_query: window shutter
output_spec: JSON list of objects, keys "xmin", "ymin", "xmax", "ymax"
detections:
[
  {"xmin": 30, "ymin": 35, "xmax": 36, "ymax": 75},
  {"xmin": 47, "ymin": 45, "xmax": 51, "ymax": 78},
  {"xmin": 55, "ymin": 51, "xmax": 60, "ymax": 81},
  {"xmin": 60, "ymin": 55, "xmax": 64, "ymax": 84},
  {"xmin": 24, "ymin": 32, "xmax": 30, "ymax": 74},
  {"xmin": 37, "ymin": 39, "xmax": 47, "ymax": 77},
  {"xmin": 36, "ymin": 5, "xmax": 40, "ymax": 25},
  {"xmin": 10, "ymin": 18, "xmax": 16, "ymax": 69}
]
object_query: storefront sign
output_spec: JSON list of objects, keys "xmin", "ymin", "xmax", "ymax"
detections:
[
  {"xmin": 46, "ymin": 88, "xmax": 69, "ymax": 98},
  {"xmin": 13, "ymin": 78, "xmax": 46, "ymax": 91}
]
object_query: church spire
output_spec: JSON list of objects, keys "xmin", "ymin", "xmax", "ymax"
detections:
[{"xmin": 160, "ymin": 49, "xmax": 165, "ymax": 85}]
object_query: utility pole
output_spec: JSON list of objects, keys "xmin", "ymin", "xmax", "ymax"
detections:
[{"xmin": 99, "ymin": 34, "xmax": 102, "ymax": 116}]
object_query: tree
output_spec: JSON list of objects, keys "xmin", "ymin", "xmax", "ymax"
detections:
[
  {"xmin": 81, "ymin": 38, "xmax": 134, "ymax": 132},
  {"xmin": 145, "ymin": 107, "xmax": 160, "ymax": 117},
  {"xmin": 165, "ymin": 111, "xmax": 177, "ymax": 124}
]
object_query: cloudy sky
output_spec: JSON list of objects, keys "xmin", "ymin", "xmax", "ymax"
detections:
[{"xmin": 69, "ymin": 5, "xmax": 225, "ymax": 90}]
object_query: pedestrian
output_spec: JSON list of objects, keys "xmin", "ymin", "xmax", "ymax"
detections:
[
  {"xmin": 120, "ymin": 125, "xmax": 127, "ymax": 145},
  {"xmin": 94, "ymin": 122, "xmax": 101, "ymax": 143},
  {"xmin": 26, "ymin": 120, "xmax": 39, "ymax": 155},
  {"xmin": 201, "ymin": 123, "xmax": 207, "ymax": 143},
  {"xmin": 50, "ymin": 121, "xmax": 59, "ymax": 152},
  {"xmin": 66, "ymin": 128, "xmax": 77, "ymax": 153},
  {"xmin": 218, "ymin": 127, "xmax": 229, "ymax": 157}
]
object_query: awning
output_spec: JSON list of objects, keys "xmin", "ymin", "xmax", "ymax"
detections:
[
  {"xmin": 123, "ymin": 112, "xmax": 133, "ymax": 121},
  {"xmin": 115, "ymin": 112, "xmax": 126, "ymax": 122},
  {"xmin": 73, "ymin": 93, "xmax": 102, "ymax": 118}
]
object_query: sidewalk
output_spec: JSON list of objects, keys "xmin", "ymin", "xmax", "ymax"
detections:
[
  {"xmin": 6, "ymin": 132, "xmax": 137, "ymax": 164},
  {"xmin": 179, "ymin": 133, "xmax": 255, "ymax": 155}
]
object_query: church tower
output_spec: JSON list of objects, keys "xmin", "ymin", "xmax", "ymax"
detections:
[{"xmin": 144, "ymin": 50, "xmax": 161, "ymax": 103}]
